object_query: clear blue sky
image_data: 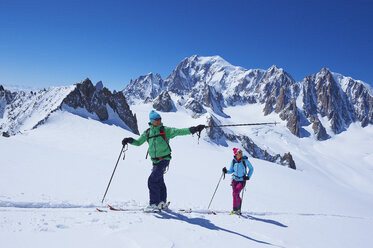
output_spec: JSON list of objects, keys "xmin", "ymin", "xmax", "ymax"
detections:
[{"xmin": 1, "ymin": 0, "xmax": 372, "ymax": 91}]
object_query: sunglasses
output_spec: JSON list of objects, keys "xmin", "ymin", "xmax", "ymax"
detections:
[
  {"xmin": 237, "ymin": 151, "xmax": 242, "ymax": 154},
  {"xmin": 154, "ymin": 118, "xmax": 161, "ymax": 121}
]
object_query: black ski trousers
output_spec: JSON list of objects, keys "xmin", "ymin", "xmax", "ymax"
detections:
[{"xmin": 148, "ymin": 159, "xmax": 169, "ymax": 205}]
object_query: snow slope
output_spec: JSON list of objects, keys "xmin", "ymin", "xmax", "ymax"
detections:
[{"xmin": 1, "ymin": 104, "xmax": 373, "ymax": 248}]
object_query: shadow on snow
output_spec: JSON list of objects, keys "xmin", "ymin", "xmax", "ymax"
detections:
[
  {"xmin": 154, "ymin": 210, "xmax": 285, "ymax": 247},
  {"xmin": 240, "ymin": 214, "xmax": 288, "ymax": 228}
]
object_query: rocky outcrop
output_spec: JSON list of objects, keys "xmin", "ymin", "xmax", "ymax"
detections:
[
  {"xmin": 122, "ymin": 73, "xmax": 165, "ymax": 104},
  {"xmin": 342, "ymin": 77, "xmax": 373, "ymax": 127},
  {"xmin": 0, "ymin": 86, "xmax": 13, "ymax": 119},
  {"xmin": 184, "ymin": 98, "xmax": 206, "ymax": 115},
  {"xmin": 314, "ymin": 68, "xmax": 355, "ymax": 134},
  {"xmin": 263, "ymin": 97, "xmax": 276, "ymax": 116},
  {"xmin": 279, "ymin": 99, "xmax": 300, "ymax": 137},
  {"xmin": 0, "ymin": 85, "xmax": 76, "ymax": 135},
  {"xmin": 191, "ymin": 83, "xmax": 229, "ymax": 117},
  {"xmin": 283, "ymin": 152, "xmax": 296, "ymax": 170},
  {"xmin": 206, "ymin": 114, "xmax": 296, "ymax": 169},
  {"xmin": 205, "ymin": 115, "xmax": 236, "ymax": 146},
  {"xmin": 238, "ymin": 136, "xmax": 296, "ymax": 169},
  {"xmin": 152, "ymin": 90, "xmax": 174, "ymax": 112},
  {"xmin": 63, "ymin": 78, "xmax": 139, "ymax": 134},
  {"xmin": 309, "ymin": 115, "xmax": 328, "ymax": 140}
]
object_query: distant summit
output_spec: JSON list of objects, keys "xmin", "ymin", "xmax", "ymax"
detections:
[{"xmin": 122, "ymin": 55, "xmax": 373, "ymax": 140}]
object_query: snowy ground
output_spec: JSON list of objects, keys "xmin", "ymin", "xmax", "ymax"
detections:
[{"xmin": 1, "ymin": 104, "xmax": 373, "ymax": 248}]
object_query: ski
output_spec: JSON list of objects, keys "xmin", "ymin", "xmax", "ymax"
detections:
[
  {"xmin": 96, "ymin": 208, "xmax": 108, "ymax": 212},
  {"xmin": 107, "ymin": 204, "xmax": 144, "ymax": 212},
  {"xmin": 99, "ymin": 202, "xmax": 171, "ymax": 213},
  {"xmin": 96, "ymin": 205, "xmax": 144, "ymax": 213},
  {"xmin": 177, "ymin": 209, "xmax": 217, "ymax": 215},
  {"xmin": 178, "ymin": 208, "xmax": 192, "ymax": 213},
  {"xmin": 96, "ymin": 203, "xmax": 218, "ymax": 215}
]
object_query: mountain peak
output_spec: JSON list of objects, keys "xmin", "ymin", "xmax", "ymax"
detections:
[
  {"xmin": 184, "ymin": 55, "xmax": 232, "ymax": 68},
  {"xmin": 267, "ymin": 65, "xmax": 285, "ymax": 74},
  {"xmin": 269, "ymin": 64, "xmax": 279, "ymax": 70},
  {"xmin": 320, "ymin": 67, "xmax": 332, "ymax": 75},
  {"xmin": 95, "ymin": 81, "xmax": 104, "ymax": 91},
  {"xmin": 80, "ymin": 78, "xmax": 93, "ymax": 86}
]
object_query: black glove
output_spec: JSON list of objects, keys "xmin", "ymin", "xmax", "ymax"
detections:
[
  {"xmin": 244, "ymin": 175, "xmax": 250, "ymax": 181},
  {"xmin": 190, "ymin": 124, "xmax": 206, "ymax": 134},
  {"xmin": 122, "ymin": 137, "xmax": 134, "ymax": 146},
  {"xmin": 222, "ymin": 167, "xmax": 227, "ymax": 174}
]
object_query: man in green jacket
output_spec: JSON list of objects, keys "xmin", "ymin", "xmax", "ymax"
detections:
[{"xmin": 122, "ymin": 110, "xmax": 205, "ymax": 212}]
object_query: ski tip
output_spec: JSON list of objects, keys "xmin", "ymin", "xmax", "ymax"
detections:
[
  {"xmin": 178, "ymin": 208, "xmax": 192, "ymax": 213},
  {"xmin": 107, "ymin": 204, "xmax": 115, "ymax": 210}
]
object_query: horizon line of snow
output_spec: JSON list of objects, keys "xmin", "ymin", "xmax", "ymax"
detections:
[{"xmin": 0, "ymin": 200, "xmax": 99, "ymax": 209}]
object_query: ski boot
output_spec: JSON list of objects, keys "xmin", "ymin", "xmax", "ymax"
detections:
[
  {"xmin": 144, "ymin": 204, "xmax": 160, "ymax": 213},
  {"xmin": 158, "ymin": 201, "xmax": 169, "ymax": 211}
]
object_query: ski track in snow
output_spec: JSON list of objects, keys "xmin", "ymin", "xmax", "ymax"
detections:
[{"xmin": 1, "ymin": 206, "xmax": 372, "ymax": 248}]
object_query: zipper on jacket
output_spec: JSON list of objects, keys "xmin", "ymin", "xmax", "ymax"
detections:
[{"xmin": 154, "ymin": 129, "xmax": 157, "ymax": 158}]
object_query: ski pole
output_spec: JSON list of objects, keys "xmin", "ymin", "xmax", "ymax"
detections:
[
  {"xmin": 208, "ymin": 172, "xmax": 224, "ymax": 209},
  {"xmin": 240, "ymin": 183, "xmax": 246, "ymax": 212},
  {"xmin": 206, "ymin": 121, "xmax": 277, "ymax": 128},
  {"xmin": 101, "ymin": 144, "xmax": 128, "ymax": 203}
]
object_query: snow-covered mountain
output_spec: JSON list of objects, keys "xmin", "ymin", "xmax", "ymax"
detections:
[
  {"xmin": 123, "ymin": 55, "xmax": 373, "ymax": 140},
  {"xmin": 2, "ymin": 55, "xmax": 372, "ymax": 169},
  {"xmin": 123, "ymin": 72, "xmax": 166, "ymax": 104},
  {"xmin": 0, "ymin": 79, "xmax": 138, "ymax": 136}
]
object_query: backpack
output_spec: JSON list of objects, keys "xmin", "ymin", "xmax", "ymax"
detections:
[{"xmin": 145, "ymin": 126, "xmax": 172, "ymax": 159}]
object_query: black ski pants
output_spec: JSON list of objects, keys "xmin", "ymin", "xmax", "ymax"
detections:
[{"xmin": 148, "ymin": 159, "xmax": 169, "ymax": 205}]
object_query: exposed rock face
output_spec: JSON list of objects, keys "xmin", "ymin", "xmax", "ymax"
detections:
[
  {"xmin": 0, "ymin": 79, "xmax": 139, "ymax": 136},
  {"xmin": 313, "ymin": 68, "xmax": 355, "ymax": 134},
  {"xmin": 63, "ymin": 78, "xmax": 139, "ymax": 134},
  {"xmin": 0, "ymin": 85, "xmax": 15, "ymax": 119},
  {"xmin": 282, "ymin": 152, "xmax": 296, "ymax": 170},
  {"xmin": 152, "ymin": 90, "xmax": 174, "ymax": 112},
  {"xmin": 121, "ymin": 55, "xmax": 373, "ymax": 139},
  {"xmin": 238, "ymin": 136, "xmax": 296, "ymax": 169},
  {"xmin": 302, "ymin": 75, "xmax": 319, "ymax": 118},
  {"xmin": 341, "ymin": 76, "xmax": 373, "ymax": 127},
  {"xmin": 264, "ymin": 97, "xmax": 276, "ymax": 116},
  {"xmin": 184, "ymin": 98, "xmax": 206, "ymax": 114},
  {"xmin": 122, "ymin": 73, "xmax": 165, "ymax": 104},
  {"xmin": 0, "ymin": 85, "xmax": 76, "ymax": 135},
  {"xmin": 310, "ymin": 115, "xmax": 328, "ymax": 140},
  {"xmin": 206, "ymin": 114, "xmax": 296, "ymax": 168},
  {"xmin": 279, "ymin": 99, "xmax": 300, "ymax": 137},
  {"xmin": 191, "ymin": 83, "xmax": 228, "ymax": 117},
  {"xmin": 205, "ymin": 115, "xmax": 236, "ymax": 146}
]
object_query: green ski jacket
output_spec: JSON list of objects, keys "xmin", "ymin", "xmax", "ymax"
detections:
[{"xmin": 131, "ymin": 123, "xmax": 191, "ymax": 163}]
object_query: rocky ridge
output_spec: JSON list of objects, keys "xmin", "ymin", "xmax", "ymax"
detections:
[
  {"xmin": 0, "ymin": 79, "xmax": 138, "ymax": 136},
  {"xmin": 123, "ymin": 55, "xmax": 373, "ymax": 140}
]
